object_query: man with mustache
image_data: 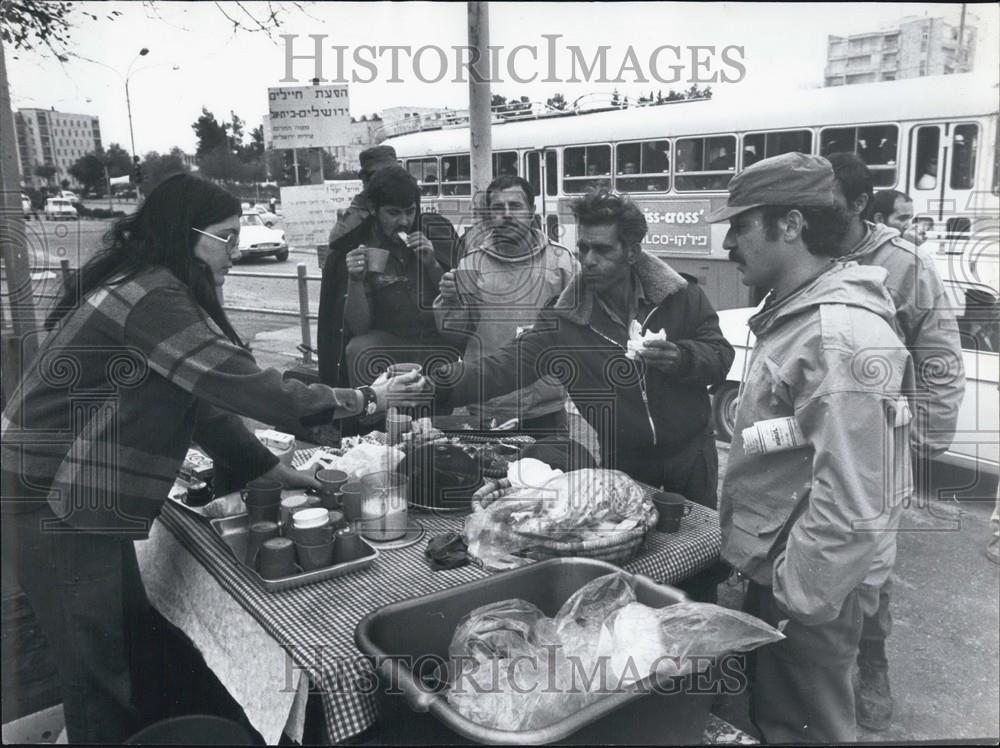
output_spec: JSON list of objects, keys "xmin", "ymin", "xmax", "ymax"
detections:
[{"xmin": 711, "ymin": 152, "xmax": 913, "ymax": 743}]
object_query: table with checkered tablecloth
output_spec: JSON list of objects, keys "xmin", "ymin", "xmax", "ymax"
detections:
[{"xmin": 142, "ymin": 452, "xmax": 722, "ymax": 744}]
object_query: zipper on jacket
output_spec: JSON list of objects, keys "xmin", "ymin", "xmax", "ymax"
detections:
[{"xmin": 586, "ymin": 321, "xmax": 659, "ymax": 446}]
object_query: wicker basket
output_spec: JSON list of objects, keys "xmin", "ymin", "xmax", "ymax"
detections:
[{"xmin": 470, "ymin": 478, "xmax": 657, "ymax": 565}]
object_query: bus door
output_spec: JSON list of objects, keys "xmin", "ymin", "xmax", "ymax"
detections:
[
  {"xmin": 526, "ymin": 149, "xmax": 561, "ymax": 243},
  {"xmin": 910, "ymin": 121, "xmax": 987, "ymax": 255}
]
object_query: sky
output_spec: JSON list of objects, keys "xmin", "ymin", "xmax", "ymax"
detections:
[{"xmin": 7, "ymin": 1, "xmax": 999, "ymax": 156}]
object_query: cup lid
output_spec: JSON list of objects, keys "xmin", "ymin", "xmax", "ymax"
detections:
[
  {"xmin": 293, "ymin": 507, "xmax": 330, "ymax": 528},
  {"xmin": 281, "ymin": 495, "xmax": 308, "ymax": 508}
]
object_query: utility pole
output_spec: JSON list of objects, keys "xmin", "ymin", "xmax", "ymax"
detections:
[
  {"xmin": 0, "ymin": 36, "xmax": 40, "ymax": 401},
  {"xmin": 957, "ymin": 3, "xmax": 967, "ymax": 71},
  {"xmin": 467, "ymin": 1, "xmax": 492, "ymax": 216}
]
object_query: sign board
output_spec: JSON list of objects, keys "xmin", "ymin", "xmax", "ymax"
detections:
[
  {"xmin": 280, "ymin": 180, "xmax": 362, "ymax": 249},
  {"xmin": 267, "ymin": 85, "xmax": 350, "ymax": 149},
  {"xmin": 557, "ymin": 197, "xmax": 716, "ymax": 255}
]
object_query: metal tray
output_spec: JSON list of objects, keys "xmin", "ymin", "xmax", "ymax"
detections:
[{"xmin": 209, "ymin": 515, "xmax": 378, "ymax": 592}]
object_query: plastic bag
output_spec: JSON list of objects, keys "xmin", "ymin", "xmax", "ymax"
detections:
[
  {"xmin": 596, "ymin": 601, "xmax": 786, "ymax": 688},
  {"xmin": 444, "ymin": 574, "xmax": 785, "ymax": 731},
  {"xmin": 446, "ymin": 599, "xmax": 559, "ymax": 731}
]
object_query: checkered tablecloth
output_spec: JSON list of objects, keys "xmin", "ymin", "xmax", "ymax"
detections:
[{"xmin": 156, "ymin": 457, "xmax": 721, "ymax": 744}]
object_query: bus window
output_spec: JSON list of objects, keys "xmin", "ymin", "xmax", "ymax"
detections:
[
  {"xmin": 675, "ymin": 135, "xmax": 735, "ymax": 191},
  {"xmin": 545, "ymin": 151, "xmax": 558, "ymax": 197},
  {"xmin": 615, "ymin": 140, "xmax": 670, "ymax": 193},
  {"xmin": 440, "ymin": 154, "xmax": 471, "ymax": 196},
  {"xmin": 950, "ymin": 124, "xmax": 978, "ymax": 190},
  {"xmin": 407, "ymin": 158, "xmax": 439, "ymax": 196},
  {"xmin": 742, "ymin": 130, "xmax": 812, "ymax": 168},
  {"xmin": 525, "ymin": 152, "xmax": 541, "ymax": 196},
  {"xmin": 821, "ymin": 125, "xmax": 898, "ymax": 186},
  {"xmin": 493, "ymin": 151, "xmax": 518, "ymax": 177},
  {"xmin": 563, "ymin": 144, "xmax": 611, "ymax": 193},
  {"xmin": 912, "ymin": 126, "xmax": 940, "ymax": 190}
]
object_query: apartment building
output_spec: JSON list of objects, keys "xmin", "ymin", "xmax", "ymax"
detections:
[
  {"xmin": 824, "ymin": 15, "xmax": 977, "ymax": 86},
  {"xmin": 15, "ymin": 108, "xmax": 104, "ymax": 189}
]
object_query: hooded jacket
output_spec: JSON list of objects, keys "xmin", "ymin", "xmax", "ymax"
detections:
[
  {"xmin": 433, "ymin": 226, "xmax": 578, "ymax": 423},
  {"xmin": 720, "ymin": 263, "xmax": 914, "ymax": 626},
  {"xmin": 434, "ymin": 252, "xmax": 734, "ymax": 466},
  {"xmin": 840, "ymin": 221, "xmax": 964, "ymax": 457}
]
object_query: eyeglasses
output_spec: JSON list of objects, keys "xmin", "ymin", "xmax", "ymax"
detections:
[{"xmin": 193, "ymin": 227, "xmax": 239, "ymax": 248}]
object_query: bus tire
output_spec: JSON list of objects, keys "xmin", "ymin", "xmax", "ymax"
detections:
[{"xmin": 712, "ymin": 383, "xmax": 740, "ymax": 443}]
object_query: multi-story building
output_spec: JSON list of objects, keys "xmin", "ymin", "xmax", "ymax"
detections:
[
  {"xmin": 824, "ymin": 15, "xmax": 977, "ymax": 86},
  {"xmin": 15, "ymin": 107, "xmax": 103, "ymax": 189}
]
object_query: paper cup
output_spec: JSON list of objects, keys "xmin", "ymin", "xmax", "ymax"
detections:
[{"xmin": 386, "ymin": 363, "xmax": 422, "ymax": 378}]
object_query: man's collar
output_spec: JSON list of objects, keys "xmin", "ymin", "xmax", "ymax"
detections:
[{"xmin": 551, "ymin": 251, "xmax": 687, "ymax": 326}]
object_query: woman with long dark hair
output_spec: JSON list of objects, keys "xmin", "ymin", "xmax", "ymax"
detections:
[{"xmin": 0, "ymin": 174, "xmax": 427, "ymax": 743}]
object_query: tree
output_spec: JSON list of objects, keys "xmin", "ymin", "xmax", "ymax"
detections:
[
  {"xmin": 33, "ymin": 164, "xmax": 57, "ymax": 186},
  {"xmin": 140, "ymin": 148, "xmax": 190, "ymax": 191},
  {"xmin": 546, "ymin": 93, "xmax": 567, "ymax": 111},
  {"xmin": 69, "ymin": 151, "xmax": 108, "ymax": 194},
  {"xmin": 105, "ymin": 143, "xmax": 132, "ymax": 178},
  {"xmin": 1, "ymin": 1, "xmax": 121, "ymax": 60},
  {"xmin": 248, "ymin": 125, "xmax": 265, "ymax": 160},
  {"xmin": 192, "ymin": 107, "xmax": 229, "ymax": 158}
]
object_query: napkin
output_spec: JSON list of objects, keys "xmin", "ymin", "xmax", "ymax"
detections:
[
  {"xmin": 506, "ymin": 458, "xmax": 563, "ymax": 490},
  {"xmin": 625, "ymin": 319, "xmax": 666, "ymax": 360}
]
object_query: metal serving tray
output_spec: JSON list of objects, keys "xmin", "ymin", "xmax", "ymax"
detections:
[{"xmin": 209, "ymin": 515, "xmax": 379, "ymax": 592}]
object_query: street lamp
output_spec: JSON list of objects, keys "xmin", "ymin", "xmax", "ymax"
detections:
[{"xmin": 124, "ymin": 48, "xmax": 149, "ymax": 164}]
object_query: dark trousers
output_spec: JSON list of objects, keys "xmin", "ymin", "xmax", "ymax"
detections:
[
  {"xmin": 2, "ymin": 506, "xmax": 162, "ymax": 744},
  {"xmin": 618, "ymin": 426, "xmax": 720, "ymax": 510},
  {"xmin": 858, "ymin": 581, "xmax": 892, "ymax": 668},
  {"xmin": 743, "ymin": 581, "xmax": 878, "ymax": 743}
]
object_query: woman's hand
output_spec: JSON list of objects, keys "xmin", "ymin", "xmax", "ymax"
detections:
[
  {"xmin": 260, "ymin": 461, "xmax": 320, "ymax": 490},
  {"xmin": 370, "ymin": 370, "xmax": 433, "ymax": 411}
]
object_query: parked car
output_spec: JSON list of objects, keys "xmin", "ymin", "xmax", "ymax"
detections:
[
  {"xmin": 240, "ymin": 203, "xmax": 281, "ymax": 227},
  {"xmin": 710, "ymin": 278, "xmax": 999, "ymax": 477},
  {"xmin": 59, "ymin": 190, "xmax": 81, "ymax": 203},
  {"xmin": 44, "ymin": 197, "xmax": 79, "ymax": 221},
  {"xmin": 235, "ymin": 211, "xmax": 288, "ymax": 262}
]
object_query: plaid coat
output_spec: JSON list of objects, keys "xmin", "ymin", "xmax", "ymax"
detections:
[{"xmin": 1, "ymin": 266, "xmax": 362, "ymax": 536}]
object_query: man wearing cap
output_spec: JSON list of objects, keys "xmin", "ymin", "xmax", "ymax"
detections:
[
  {"xmin": 328, "ymin": 145, "xmax": 399, "ymax": 245},
  {"xmin": 711, "ymin": 152, "xmax": 913, "ymax": 743},
  {"xmin": 828, "ymin": 152, "xmax": 964, "ymax": 732}
]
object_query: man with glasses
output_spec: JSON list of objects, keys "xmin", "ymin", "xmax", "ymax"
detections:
[{"xmin": 434, "ymin": 175, "xmax": 577, "ymax": 433}]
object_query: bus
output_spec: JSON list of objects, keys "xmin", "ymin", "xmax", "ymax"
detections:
[{"xmin": 384, "ymin": 73, "xmax": 999, "ymax": 311}]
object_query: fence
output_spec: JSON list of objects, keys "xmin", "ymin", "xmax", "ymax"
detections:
[{"xmin": 24, "ymin": 260, "xmax": 323, "ymax": 366}]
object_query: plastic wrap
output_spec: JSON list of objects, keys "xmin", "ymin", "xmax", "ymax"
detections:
[
  {"xmin": 463, "ymin": 469, "xmax": 653, "ymax": 571},
  {"xmin": 445, "ymin": 573, "xmax": 784, "ymax": 731}
]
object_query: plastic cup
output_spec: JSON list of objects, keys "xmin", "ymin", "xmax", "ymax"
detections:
[
  {"xmin": 280, "ymin": 495, "xmax": 309, "ymax": 528},
  {"xmin": 386, "ymin": 363, "xmax": 422, "ymax": 378},
  {"xmin": 366, "ymin": 247, "xmax": 390, "ymax": 273},
  {"xmin": 332, "ymin": 530, "xmax": 368, "ymax": 564},
  {"xmin": 246, "ymin": 521, "xmax": 280, "ymax": 567},
  {"xmin": 257, "ymin": 537, "xmax": 297, "ymax": 578},
  {"xmin": 295, "ymin": 538, "xmax": 336, "ymax": 571},
  {"xmin": 453, "ymin": 268, "xmax": 480, "ymax": 302},
  {"xmin": 385, "ymin": 413, "xmax": 413, "ymax": 445},
  {"xmin": 243, "ymin": 478, "xmax": 281, "ymax": 525},
  {"xmin": 652, "ymin": 492, "xmax": 692, "ymax": 533},
  {"xmin": 340, "ymin": 482, "xmax": 365, "ymax": 522},
  {"xmin": 316, "ymin": 469, "xmax": 349, "ymax": 509}
]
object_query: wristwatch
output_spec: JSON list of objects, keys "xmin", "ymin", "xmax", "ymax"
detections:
[{"xmin": 358, "ymin": 386, "xmax": 378, "ymax": 416}]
